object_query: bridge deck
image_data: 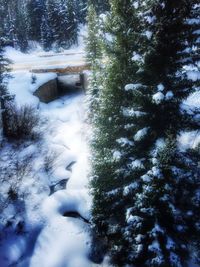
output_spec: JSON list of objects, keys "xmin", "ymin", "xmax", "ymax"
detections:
[{"xmin": 31, "ymin": 64, "xmax": 90, "ymax": 74}]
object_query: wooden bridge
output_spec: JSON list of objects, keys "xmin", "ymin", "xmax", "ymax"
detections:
[
  {"xmin": 31, "ymin": 63, "xmax": 90, "ymax": 75},
  {"xmin": 32, "ymin": 64, "xmax": 90, "ymax": 103}
]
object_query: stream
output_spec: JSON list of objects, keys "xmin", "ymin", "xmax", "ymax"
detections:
[{"xmin": 28, "ymin": 93, "xmax": 93, "ymax": 267}]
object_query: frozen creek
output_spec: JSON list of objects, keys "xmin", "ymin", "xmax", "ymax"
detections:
[
  {"xmin": 0, "ymin": 91, "xmax": 97, "ymax": 267},
  {"xmin": 29, "ymin": 93, "xmax": 92, "ymax": 267}
]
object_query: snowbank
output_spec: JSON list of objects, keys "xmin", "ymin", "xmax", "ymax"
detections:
[{"xmin": 7, "ymin": 71, "xmax": 57, "ymax": 106}]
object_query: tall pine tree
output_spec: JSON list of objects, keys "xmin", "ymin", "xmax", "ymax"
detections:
[
  {"xmin": 90, "ymin": 0, "xmax": 200, "ymax": 266},
  {"xmin": 0, "ymin": 33, "xmax": 13, "ymax": 138},
  {"xmin": 86, "ymin": 2, "xmax": 103, "ymax": 121},
  {"xmin": 27, "ymin": 0, "xmax": 46, "ymax": 42},
  {"xmin": 119, "ymin": 0, "xmax": 200, "ymax": 266},
  {"xmin": 90, "ymin": 0, "xmax": 110, "ymax": 14},
  {"xmin": 40, "ymin": 14, "xmax": 53, "ymax": 51},
  {"xmin": 90, "ymin": 0, "xmax": 143, "ymax": 264},
  {"xmin": 14, "ymin": 0, "xmax": 29, "ymax": 52}
]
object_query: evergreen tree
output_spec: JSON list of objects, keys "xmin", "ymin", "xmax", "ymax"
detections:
[
  {"xmin": 0, "ymin": 0, "xmax": 86, "ymax": 51},
  {"xmin": 0, "ymin": 0, "xmax": 17, "ymax": 48},
  {"xmin": 46, "ymin": 0, "xmax": 62, "ymax": 47},
  {"xmin": 46, "ymin": 0, "xmax": 78, "ymax": 49},
  {"xmin": 120, "ymin": 0, "xmax": 200, "ymax": 266},
  {"xmin": 75, "ymin": 0, "xmax": 88, "ymax": 24},
  {"xmin": 0, "ymin": 0, "xmax": 9, "ymax": 44},
  {"xmin": 86, "ymin": 3, "xmax": 103, "ymax": 120},
  {"xmin": 185, "ymin": 2, "xmax": 200, "ymax": 88},
  {"xmin": 27, "ymin": 0, "xmax": 46, "ymax": 42},
  {"xmin": 90, "ymin": 0, "xmax": 200, "ymax": 266},
  {"xmin": 0, "ymin": 34, "xmax": 13, "ymax": 137},
  {"xmin": 40, "ymin": 14, "xmax": 53, "ymax": 51},
  {"xmin": 90, "ymin": 0, "xmax": 142, "ymax": 265},
  {"xmin": 14, "ymin": 1, "xmax": 29, "ymax": 52},
  {"xmin": 90, "ymin": 0, "xmax": 110, "ymax": 14},
  {"xmin": 66, "ymin": 0, "xmax": 79, "ymax": 47}
]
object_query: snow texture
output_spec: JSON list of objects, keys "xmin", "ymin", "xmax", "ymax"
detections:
[
  {"xmin": 125, "ymin": 83, "xmax": 142, "ymax": 91},
  {"xmin": 157, "ymin": 84, "xmax": 165, "ymax": 91},
  {"xmin": 134, "ymin": 127, "xmax": 149, "ymax": 141},
  {"xmin": 1, "ymin": 69, "xmax": 95, "ymax": 266},
  {"xmin": 152, "ymin": 92, "xmax": 165, "ymax": 104},
  {"xmin": 7, "ymin": 71, "xmax": 57, "ymax": 106}
]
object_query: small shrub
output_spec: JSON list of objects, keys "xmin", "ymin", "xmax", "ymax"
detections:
[
  {"xmin": 0, "ymin": 147, "xmax": 34, "ymax": 233},
  {"xmin": 4, "ymin": 104, "xmax": 40, "ymax": 140},
  {"xmin": 8, "ymin": 188, "xmax": 18, "ymax": 201}
]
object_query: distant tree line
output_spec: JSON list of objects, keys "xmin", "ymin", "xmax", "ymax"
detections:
[{"xmin": 0, "ymin": 0, "xmax": 109, "ymax": 52}]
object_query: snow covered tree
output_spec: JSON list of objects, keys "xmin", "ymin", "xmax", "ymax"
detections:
[
  {"xmin": 46, "ymin": 0, "xmax": 63, "ymax": 47},
  {"xmin": 184, "ymin": 2, "xmax": 200, "ymax": 89},
  {"xmin": 75, "ymin": 0, "xmax": 88, "ymax": 24},
  {"xmin": 86, "ymin": 3, "xmax": 103, "ymax": 120},
  {"xmin": 65, "ymin": 0, "xmax": 79, "ymax": 47},
  {"xmin": 90, "ymin": 0, "xmax": 200, "ymax": 266},
  {"xmin": 46, "ymin": 0, "xmax": 78, "ymax": 49},
  {"xmin": 27, "ymin": 0, "xmax": 46, "ymax": 42},
  {"xmin": 0, "ymin": 0, "xmax": 86, "ymax": 51},
  {"xmin": 40, "ymin": 14, "xmax": 53, "ymax": 51},
  {"xmin": 121, "ymin": 1, "xmax": 200, "ymax": 266},
  {"xmin": 90, "ymin": 0, "xmax": 143, "ymax": 264},
  {"xmin": 0, "ymin": 0, "xmax": 10, "ymax": 45},
  {"xmin": 0, "ymin": 0, "xmax": 20, "ymax": 49},
  {"xmin": 0, "ymin": 34, "xmax": 13, "ymax": 137},
  {"xmin": 14, "ymin": 1, "xmax": 29, "ymax": 52},
  {"xmin": 90, "ymin": 0, "xmax": 109, "ymax": 14}
]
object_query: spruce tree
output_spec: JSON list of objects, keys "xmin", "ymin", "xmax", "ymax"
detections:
[
  {"xmin": 46, "ymin": 0, "xmax": 61, "ymax": 47},
  {"xmin": 121, "ymin": 1, "xmax": 200, "ymax": 266},
  {"xmin": 40, "ymin": 14, "xmax": 53, "ymax": 51},
  {"xmin": 90, "ymin": 0, "xmax": 142, "ymax": 265},
  {"xmin": 0, "ymin": 34, "xmax": 13, "ymax": 137},
  {"xmin": 46, "ymin": 0, "xmax": 78, "ymax": 49},
  {"xmin": 27, "ymin": 0, "xmax": 46, "ymax": 42},
  {"xmin": 90, "ymin": 0, "xmax": 200, "ymax": 266},
  {"xmin": 14, "ymin": 1, "xmax": 29, "ymax": 52},
  {"xmin": 90, "ymin": 0, "xmax": 110, "ymax": 14},
  {"xmin": 75, "ymin": 0, "xmax": 88, "ymax": 24},
  {"xmin": 0, "ymin": 0, "xmax": 10, "ymax": 44},
  {"xmin": 86, "ymin": 3, "xmax": 103, "ymax": 120},
  {"xmin": 66, "ymin": 0, "xmax": 79, "ymax": 47}
]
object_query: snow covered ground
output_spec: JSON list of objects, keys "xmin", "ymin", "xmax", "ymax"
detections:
[
  {"xmin": 0, "ymin": 65, "xmax": 112, "ymax": 266},
  {"xmin": 0, "ymin": 80, "xmax": 91, "ymax": 266},
  {"xmin": 7, "ymin": 71, "xmax": 57, "ymax": 106}
]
